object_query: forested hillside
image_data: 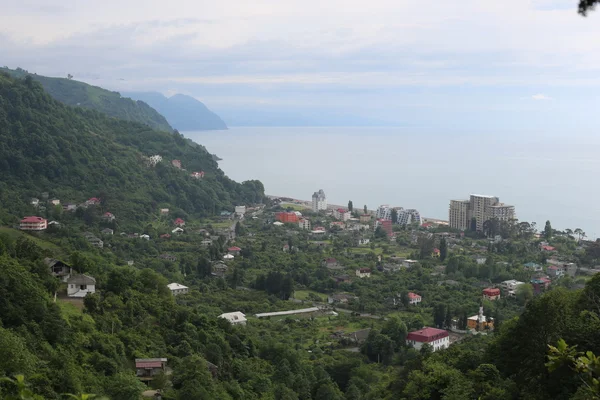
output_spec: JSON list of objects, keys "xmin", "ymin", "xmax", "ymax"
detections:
[
  {"xmin": 1, "ymin": 67, "xmax": 173, "ymax": 132},
  {"xmin": 0, "ymin": 72, "xmax": 263, "ymax": 229}
]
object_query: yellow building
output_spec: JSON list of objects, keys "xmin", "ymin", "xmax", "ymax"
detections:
[{"xmin": 467, "ymin": 307, "xmax": 494, "ymax": 330}]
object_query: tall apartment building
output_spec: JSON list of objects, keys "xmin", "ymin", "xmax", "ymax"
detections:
[
  {"xmin": 397, "ymin": 209, "xmax": 422, "ymax": 226},
  {"xmin": 449, "ymin": 194, "xmax": 515, "ymax": 231},
  {"xmin": 311, "ymin": 189, "xmax": 327, "ymax": 212},
  {"xmin": 376, "ymin": 205, "xmax": 392, "ymax": 220}
]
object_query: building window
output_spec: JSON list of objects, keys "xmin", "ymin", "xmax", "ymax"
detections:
[{"xmin": 80, "ymin": 285, "xmax": 87, "ymax": 290}]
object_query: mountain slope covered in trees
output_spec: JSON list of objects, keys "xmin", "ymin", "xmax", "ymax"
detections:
[
  {"xmin": 0, "ymin": 72, "xmax": 263, "ymax": 228},
  {"xmin": 1, "ymin": 67, "xmax": 173, "ymax": 132},
  {"xmin": 124, "ymin": 92, "xmax": 228, "ymax": 131}
]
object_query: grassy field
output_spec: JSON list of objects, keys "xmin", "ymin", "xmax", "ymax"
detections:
[
  {"xmin": 0, "ymin": 227, "xmax": 61, "ymax": 251},
  {"xmin": 348, "ymin": 246, "xmax": 383, "ymax": 255},
  {"xmin": 293, "ymin": 289, "xmax": 328, "ymax": 302},
  {"xmin": 280, "ymin": 203, "xmax": 309, "ymax": 211}
]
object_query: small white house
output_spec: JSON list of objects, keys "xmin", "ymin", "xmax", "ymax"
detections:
[
  {"xmin": 219, "ymin": 311, "xmax": 247, "ymax": 326},
  {"xmin": 140, "ymin": 234, "xmax": 150, "ymax": 240},
  {"xmin": 408, "ymin": 292, "xmax": 422, "ymax": 305},
  {"xmin": 223, "ymin": 254, "xmax": 235, "ymax": 260},
  {"xmin": 402, "ymin": 260, "xmax": 419, "ymax": 268},
  {"xmin": 167, "ymin": 283, "xmax": 189, "ymax": 296},
  {"xmin": 235, "ymin": 206, "xmax": 246, "ymax": 216},
  {"xmin": 356, "ymin": 268, "xmax": 371, "ymax": 278},
  {"xmin": 358, "ymin": 238, "xmax": 370, "ymax": 245},
  {"xmin": 67, "ymin": 274, "xmax": 96, "ymax": 298},
  {"xmin": 171, "ymin": 227, "xmax": 184, "ymax": 235}
]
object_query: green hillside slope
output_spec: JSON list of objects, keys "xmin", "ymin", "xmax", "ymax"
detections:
[
  {"xmin": 0, "ymin": 72, "xmax": 263, "ymax": 228},
  {"xmin": 1, "ymin": 67, "xmax": 173, "ymax": 132}
]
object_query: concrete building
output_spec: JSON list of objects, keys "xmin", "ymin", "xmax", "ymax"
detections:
[
  {"xmin": 20, "ymin": 216, "xmax": 47, "ymax": 231},
  {"xmin": 449, "ymin": 200, "xmax": 470, "ymax": 231},
  {"xmin": 408, "ymin": 292, "xmax": 422, "ymax": 305},
  {"xmin": 311, "ymin": 189, "xmax": 327, "ymax": 212},
  {"xmin": 376, "ymin": 205, "xmax": 392, "ymax": 221},
  {"xmin": 449, "ymin": 194, "xmax": 515, "ymax": 231},
  {"xmin": 333, "ymin": 208, "xmax": 351, "ymax": 221},
  {"xmin": 219, "ymin": 311, "xmax": 247, "ymax": 325},
  {"xmin": 407, "ymin": 327, "xmax": 450, "ymax": 352},
  {"xmin": 298, "ymin": 218, "xmax": 311, "ymax": 230},
  {"xmin": 167, "ymin": 283, "xmax": 189, "ymax": 296},
  {"xmin": 482, "ymin": 288, "xmax": 501, "ymax": 301},
  {"xmin": 397, "ymin": 209, "xmax": 422, "ymax": 226},
  {"xmin": 67, "ymin": 274, "xmax": 96, "ymax": 297}
]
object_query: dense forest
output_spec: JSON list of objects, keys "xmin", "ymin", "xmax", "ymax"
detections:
[
  {"xmin": 0, "ymin": 72, "xmax": 263, "ymax": 230},
  {"xmin": 1, "ymin": 67, "xmax": 173, "ymax": 132}
]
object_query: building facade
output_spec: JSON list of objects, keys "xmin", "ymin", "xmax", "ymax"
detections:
[
  {"xmin": 20, "ymin": 216, "xmax": 47, "ymax": 231},
  {"xmin": 407, "ymin": 327, "xmax": 450, "ymax": 351},
  {"xmin": 375, "ymin": 205, "xmax": 392, "ymax": 221},
  {"xmin": 397, "ymin": 209, "xmax": 422, "ymax": 225},
  {"xmin": 449, "ymin": 194, "xmax": 515, "ymax": 231},
  {"xmin": 333, "ymin": 208, "xmax": 351, "ymax": 221},
  {"xmin": 311, "ymin": 189, "xmax": 327, "ymax": 212}
]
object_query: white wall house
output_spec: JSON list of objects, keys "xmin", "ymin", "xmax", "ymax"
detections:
[
  {"xmin": 406, "ymin": 327, "xmax": 449, "ymax": 352},
  {"xmin": 408, "ymin": 292, "xmax": 422, "ymax": 305},
  {"xmin": 235, "ymin": 206, "xmax": 246, "ymax": 216},
  {"xmin": 375, "ymin": 205, "xmax": 392, "ymax": 220},
  {"xmin": 299, "ymin": 218, "xmax": 311, "ymax": 230},
  {"xmin": 356, "ymin": 268, "xmax": 371, "ymax": 278},
  {"xmin": 167, "ymin": 283, "xmax": 189, "ymax": 296},
  {"xmin": 311, "ymin": 189, "xmax": 327, "ymax": 212},
  {"xmin": 333, "ymin": 208, "xmax": 351, "ymax": 221},
  {"xmin": 67, "ymin": 274, "xmax": 96, "ymax": 297},
  {"xmin": 219, "ymin": 311, "xmax": 247, "ymax": 325}
]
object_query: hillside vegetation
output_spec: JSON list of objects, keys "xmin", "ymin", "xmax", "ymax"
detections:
[
  {"xmin": 0, "ymin": 72, "xmax": 263, "ymax": 229},
  {"xmin": 1, "ymin": 67, "xmax": 173, "ymax": 132},
  {"xmin": 125, "ymin": 92, "xmax": 228, "ymax": 131}
]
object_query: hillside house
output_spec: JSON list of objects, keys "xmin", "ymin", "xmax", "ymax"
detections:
[
  {"xmin": 173, "ymin": 218, "xmax": 185, "ymax": 227},
  {"xmin": 541, "ymin": 245, "xmax": 556, "ymax": 252},
  {"xmin": 547, "ymin": 265, "xmax": 565, "ymax": 278},
  {"xmin": 524, "ymin": 262, "xmax": 543, "ymax": 272},
  {"xmin": 333, "ymin": 208, "xmax": 351, "ymax": 221},
  {"xmin": 146, "ymin": 155, "xmax": 163, "ymax": 167},
  {"xmin": 474, "ymin": 256, "xmax": 487, "ymax": 265},
  {"xmin": 50, "ymin": 199, "xmax": 60, "ymax": 206},
  {"xmin": 531, "ymin": 277, "xmax": 551, "ymax": 294},
  {"xmin": 167, "ymin": 283, "xmax": 188, "ymax": 296},
  {"xmin": 501, "ymin": 280, "xmax": 525, "ymax": 297},
  {"xmin": 86, "ymin": 197, "xmax": 101, "ymax": 206},
  {"xmin": 67, "ymin": 274, "xmax": 96, "ymax": 297},
  {"xmin": 330, "ymin": 221, "xmax": 346, "ymax": 230},
  {"xmin": 298, "ymin": 218, "xmax": 311, "ymax": 230},
  {"xmin": 87, "ymin": 236, "xmax": 104, "ymax": 248},
  {"xmin": 201, "ymin": 239, "xmax": 213, "ymax": 247},
  {"xmin": 223, "ymin": 254, "xmax": 234, "ymax": 261},
  {"xmin": 171, "ymin": 227, "xmax": 184, "ymax": 235},
  {"xmin": 432, "ymin": 248, "xmax": 440, "ymax": 258},
  {"xmin": 31, "ymin": 198, "xmax": 39, "ymax": 207},
  {"xmin": 328, "ymin": 293, "xmax": 358, "ymax": 304},
  {"xmin": 334, "ymin": 275, "xmax": 351, "ymax": 284},
  {"xmin": 159, "ymin": 254, "xmax": 177, "ymax": 262},
  {"xmin": 356, "ymin": 268, "xmax": 371, "ymax": 278},
  {"xmin": 358, "ymin": 238, "xmax": 370, "ymax": 245},
  {"xmin": 47, "ymin": 221, "xmax": 61, "ymax": 228},
  {"xmin": 135, "ymin": 358, "xmax": 168, "ymax": 382},
  {"xmin": 190, "ymin": 171, "xmax": 205, "ymax": 179},
  {"xmin": 102, "ymin": 212, "xmax": 115, "ymax": 222},
  {"xmin": 212, "ymin": 263, "xmax": 228, "ymax": 278},
  {"xmin": 45, "ymin": 258, "xmax": 72, "ymax": 282},
  {"xmin": 483, "ymin": 287, "xmax": 501, "ymax": 301},
  {"xmin": 101, "ymin": 228, "xmax": 114, "ymax": 235},
  {"xmin": 20, "ymin": 216, "xmax": 47, "ymax": 231},
  {"xmin": 276, "ymin": 212, "xmax": 299, "ymax": 223},
  {"xmin": 63, "ymin": 203, "xmax": 77, "ymax": 211},
  {"xmin": 408, "ymin": 292, "xmax": 422, "ymax": 305},
  {"xmin": 344, "ymin": 328, "xmax": 372, "ymax": 344},
  {"xmin": 219, "ymin": 312, "xmax": 247, "ymax": 325},
  {"xmin": 160, "ymin": 233, "xmax": 171, "ymax": 239},
  {"xmin": 360, "ymin": 214, "xmax": 372, "ymax": 223},
  {"xmin": 402, "ymin": 260, "xmax": 419, "ymax": 268},
  {"xmin": 235, "ymin": 206, "xmax": 246, "ymax": 216},
  {"xmin": 160, "ymin": 208, "xmax": 169, "ymax": 214},
  {"xmin": 467, "ymin": 306, "xmax": 494, "ymax": 331},
  {"xmin": 171, "ymin": 159, "xmax": 182, "ymax": 169},
  {"xmin": 407, "ymin": 327, "xmax": 449, "ymax": 351},
  {"xmin": 228, "ymin": 246, "xmax": 241, "ymax": 256},
  {"xmin": 140, "ymin": 234, "xmax": 150, "ymax": 240}
]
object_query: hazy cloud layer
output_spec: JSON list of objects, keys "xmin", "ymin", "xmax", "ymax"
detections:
[{"xmin": 1, "ymin": 0, "xmax": 599, "ymax": 127}]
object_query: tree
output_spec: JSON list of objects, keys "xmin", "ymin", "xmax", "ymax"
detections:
[
  {"xmin": 391, "ymin": 209, "xmax": 398, "ymax": 224},
  {"xmin": 363, "ymin": 205, "xmax": 367, "ymax": 214},
  {"xmin": 102, "ymin": 372, "xmax": 145, "ymax": 400},
  {"xmin": 516, "ymin": 283, "xmax": 534, "ymax": 305},
  {"xmin": 547, "ymin": 339, "xmax": 600, "ymax": 398},
  {"xmin": 439, "ymin": 238, "xmax": 448, "ymax": 262},
  {"xmin": 544, "ymin": 220, "xmax": 553, "ymax": 239},
  {"xmin": 575, "ymin": 228, "xmax": 586, "ymax": 242},
  {"xmin": 381, "ymin": 316, "xmax": 408, "ymax": 349},
  {"xmin": 580, "ymin": 0, "xmax": 600, "ymax": 15},
  {"xmin": 348, "ymin": 201, "xmax": 353, "ymax": 212}
]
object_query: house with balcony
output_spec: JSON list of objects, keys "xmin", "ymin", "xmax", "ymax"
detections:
[
  {"xmin": 135, "ymin": 358, "xmax": 168, "ymax": 382},
  {"xmin": 407, "ymin": 327, "xmax": 449, "ymax": 351},
  {"xmin": 67, "ymin": 274, "xmax": 96, "ymax": 297},
  {"xmin": 20, "ymin": 216, "xmax": 47, "ymax": 231}
]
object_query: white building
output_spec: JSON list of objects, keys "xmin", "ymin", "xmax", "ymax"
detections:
[
  {"xmin": 376, "ymin": 205, "xmax": 392, "ymax": 221},
  {"xmin": 219, "ymin": 311, "xmax": 247, "ymax": 326},
  {"xmin": 356, "ymin": 268, "xmax": 371, "ymax": 278},
  {"xmin": 147, "ymin": 155, "xmax": 163, "ymax": 167},
  {"xmin": 449, "ymin": 194, "xmax": 515, "ymax": 232},
  {"xmin": 298, "ymin": 218, "xmax": 311, "ymax": 230},
  {"xmin": 403, "ymin": 260, "xmax": 419, "ymax": 268},
  {"xmin": 501, "ymin": 280, "xmax": 525, "ymax": 296},
  {"xmin": 235, "ymin": 206, "xmax": 246, "ymax": 217},
  {"xmin": 358, "ymin": 238, "xmax": 370, "ymax": 245},
  {"xmin": 167, "ymin": 283, "xmax": 189, "ymax": 296},
  {"xmin": 67, "ymin": 274, "xmax": 96, "ymax": 298},
  {"xmin": 333, "ymin": 208, "xmax": 351, "ymax": 221},
  {"xmin": 311, "ymin": 189, "xmax": 327, "ymax": 212},
  {"xmin": 406, "ymin": 327, "xmax": 450, "ymax": 352},
  {"xmin": 397, "ymin": 209, "xmax": 422, "ymax": 226},
  {"xmin": 408, "ymin": 292, "xmax": 422, "ymax": 305}
]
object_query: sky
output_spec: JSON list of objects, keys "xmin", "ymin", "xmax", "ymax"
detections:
[{"xmin": 2, "ymin": 0, "xmax": 600, "ymax": 127}]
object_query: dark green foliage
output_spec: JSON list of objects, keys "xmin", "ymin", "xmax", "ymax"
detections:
[{"xmin": 1, "ymin": 67, "xmax": 172, "ymax": 132}]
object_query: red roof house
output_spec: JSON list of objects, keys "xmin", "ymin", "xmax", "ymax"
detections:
[
  {"xmin": 160, "ymin": 234, "xmax": 171, "ymax": 239},
  {"xmin": 276, "ymin": 212, "xmax": 299, "ymax": 223},
  {"xmin": 541, "ymin": 245, "xmax": 556, "ymax": 251},
  {"xmin": 408, "ymin": 292, "xmax": 422, "ymax": 304},
  {"xmin": 406, "ymin": 327, "xmax": 449, "ymax": 351},
  {"xmin": 173, "ymin": 218, "xmax": 185, "ymax": 227},
  {"xmin": 102, "ymin": 212, "xmax": 115, "ymax": 221},
  {"xmin": 87, "ymin": 197, "xmax": 100, "ymax": 205},
  {"xmin": 228, "ymin": 246, "xmax": 241, "ymax": 255},
  {"xmin": 20, "ymin": 216, "xmax": 47, "ymax": 231},
  {"xmin": 482, "ymin": 287, "xmax": 501, "ymax": 300}
]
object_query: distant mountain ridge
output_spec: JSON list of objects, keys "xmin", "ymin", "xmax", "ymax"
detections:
[
  {"xmin": 0, "ymin": 67, "xmax": 173, "ymax": 132},
  {"xmin": 124, "ymin": 92, "xmax": 228, "ymax": 131}
]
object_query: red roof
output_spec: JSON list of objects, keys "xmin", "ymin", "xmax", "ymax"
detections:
[
  {"xmin": 174, "ymin": 218, "xmax": 185, "ymax": 225},
  {"xmin": 337, "ymin": 208, "xmax": 347, "ymax": 213},
  {"xmin": 422, "ymin": 223, "xmax": 433, "ymax": 228},
  {"xmin": 228, "ymin": 246, "xmax": 241, "ymax": 251},
  {"xmin": 315, "ymin": 227, "xmax": 325, "ymax": 231},
  {"xmin": 433, "ymin": 248, "xmax": 440, "ymax": 253},
  {"xmin": 548, "ymin": 265, "xmax": 559, "ymax": 270},
  {"xmin": 88, "ymin": 197, "xmax": 100, "ymax": 202},
  {"xmin": 21, "ymin": 216, "xmax": 46, "ymax": 223},
  {"xmin": 136, "ymin": 361, "xmax": 163, "ymax": 369},
  {"xmin": 408, "ymin": 292, "xmax": 421, "ymax": 299},
  {"xmin": 483, "ymin": 288, "xmax": 500, "ymax": 295},
  {"xmin": 160, "ymin": 234, "xmax": 171, "ymax": 238},
  {"xmin": 541, "ymin": 245, "xmax": 556, "ymax": 251},
  {"xmin": 104, "ymin": 212, "xmax": 113, "ymax": 216},
  {"xmin": 407, "ymin": 327, "xmax": 448, "ymax": 343}
]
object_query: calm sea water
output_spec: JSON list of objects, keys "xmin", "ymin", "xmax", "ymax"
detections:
[{"xmin": 185, "ymin": 127, "xmax": 600, "ymax": 239}]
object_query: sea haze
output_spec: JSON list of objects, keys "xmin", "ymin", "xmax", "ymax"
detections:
[{"xmin": 185, "ymin": 127, "xmax": 600, "ymax": 239}]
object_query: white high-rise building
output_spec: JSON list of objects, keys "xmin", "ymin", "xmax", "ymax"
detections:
[
  {"xmin": 397, "ymin": 209, "xmax": 422, "ymax": 226},
  {"xmin": 376, "ymin": 205, "xmax": 392, "ymax": 220},
  {"xmin": 312, "ymin": 189, "xmax": 327, "ymax": 212}
]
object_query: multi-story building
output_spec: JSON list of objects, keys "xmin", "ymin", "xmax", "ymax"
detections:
[
  {"xmin": 407, "ymin": 327, "xmax": 449, "ymax": 352},
  {"xmin": 276, "ymin": 212, "xmax": 299, "ymax": 223},
  {"xmin": 375, "ymin": 205, "xmax": 392, "ymax": 220},
  {"xmin": 20, "ymin": 216, "xmax": 47, "ymax": 231},
  {"xmin": 333, "ymin": 208, "xmax": 351, "ymax": 221},
  {"xmin": 298, "ymin": 218, "xmax": 311, "ymax": 230},
  {"xmin": 311, "ymin": 189, "xmax": 327, "ymax": 212},
  {"xmin": 375, "ymin": 219, "xmax": 393, "ymax": 237},
  {"xmin": 397, "ymin": 209, "xmax": 422, "ymax": 226},
  {"xmin": 448, "ymin": 194, "xmax": 515, "ymax": 231}
]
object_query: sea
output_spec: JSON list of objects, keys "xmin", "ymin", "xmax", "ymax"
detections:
[{"xmin": 185, "ymin": 127, "xmax": 600, "ymax": 240}]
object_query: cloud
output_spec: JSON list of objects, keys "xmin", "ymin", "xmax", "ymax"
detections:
[{"xmin": 532, "ymin": 94, "xmax": 553, "ymax": 100}]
